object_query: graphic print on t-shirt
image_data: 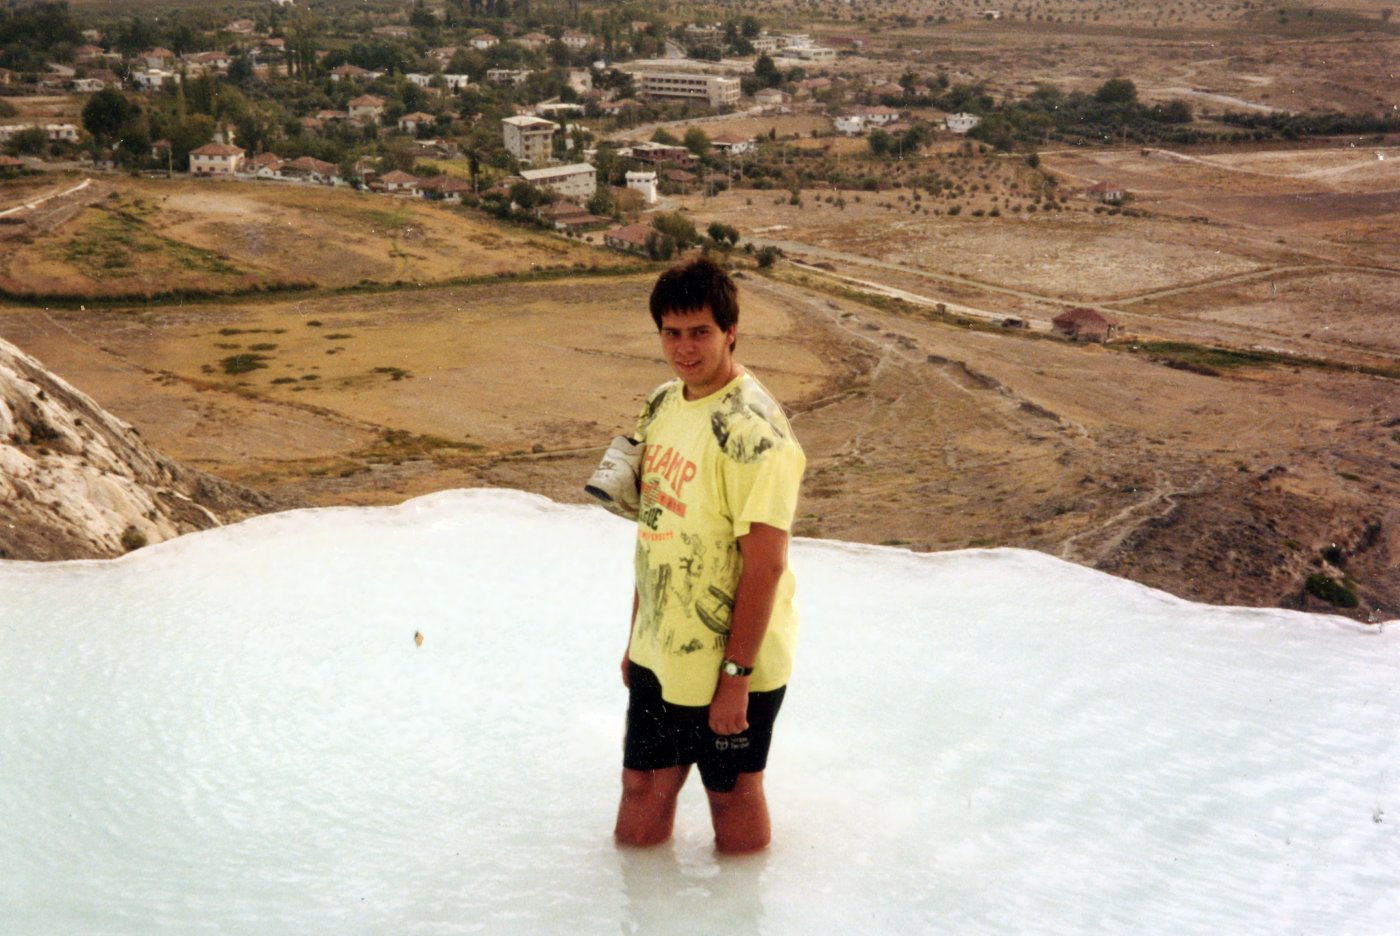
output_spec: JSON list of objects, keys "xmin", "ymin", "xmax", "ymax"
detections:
[{"xmin": 629, "ymin": 374, "xmax": 805, "ymax": 705}]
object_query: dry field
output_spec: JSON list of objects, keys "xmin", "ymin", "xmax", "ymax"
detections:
[
  {"xmin": 662, "ymin": 140, "xmax": 1399, "ymax": 371},
  {"xmin": 0, "ymin": 156, "xmax": 1396, "ymax": 619},
  {"xmin": 763, "ymin": 0, "xmax": 1400, "ymax": 117},
  {"xmin": 0, "ymin": 176, "xmax": 630, "ymax": 299}
]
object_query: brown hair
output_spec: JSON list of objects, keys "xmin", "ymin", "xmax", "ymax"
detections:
[{"xmin": 649, "ymin": 257, "xmax": 739, "ymax": 347}]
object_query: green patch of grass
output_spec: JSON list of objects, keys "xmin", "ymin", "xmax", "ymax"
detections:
[
  {"xmin": 60, "ymin": 208, "xmax": 244, "ymax": 280},
  {"xmin": 353, "ymin": 429, "xmax": 484, "ymax": 465},
  {"xmin": 324, "ymin": 333, "xmax": 354, "ymax": 340},
  {"xmin": 221, "ymin": 353, "xmax": 271, "ymax": 375},
  {"xmin": 271, "ymin": 376, "xmax": 297, "ymax": 384},
  {"xmin": 1126, "ymin": 341, "xmax": 1288, "ymax": 373},
  {"xmin": 248, "ymin": 342, "xmax": 278, "ymax": 351},
  {"xmin": 373, "ymin": 366, "xmax": 411, "ymax": 380}
]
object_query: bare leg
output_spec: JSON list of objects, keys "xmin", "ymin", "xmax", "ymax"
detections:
[
  {"xmin": 705, "ymin": 771, "xmax": 771, "ymax": 854},
  {"xmin": 615, "ymin": 765, "xmax": 690, "ymax": 847}
]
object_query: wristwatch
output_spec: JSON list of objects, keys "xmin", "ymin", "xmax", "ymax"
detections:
[{"xmin": 720, "ymin": 659, "xmax": 753, "ymax": 678}]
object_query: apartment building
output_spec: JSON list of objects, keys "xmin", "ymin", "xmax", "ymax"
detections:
[
  {"xmin": 636, "ymin": 72, "xmax": 741, "ymax": 109},
  {"xmin": 519, "ymin": 163, "xmax": 596, "ymax": 200},
  {"xmin": 501, "ymin": 115, "xmax": 558, "ymax": 165}
]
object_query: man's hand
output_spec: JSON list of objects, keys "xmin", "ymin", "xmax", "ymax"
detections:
[
  {"xmin": 709, "ymin": 674, "xmax": 750, "ymax": 735},
  {"xmin": 621, "ymin": 648, "xmax": 631, "ymax": 688}
]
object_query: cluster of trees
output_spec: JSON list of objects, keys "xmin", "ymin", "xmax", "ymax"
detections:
[
  {"xmin": 1220, "ymin": 110, "xmax": 1400, "ymax": 140},
  {"xmin": 0, "ymin": 0, "xmax": 81, "ymax": 73},
  {"xmin": 868, "ymin": 123, "xmax": 935, "ymax": 158},
  {"xmin": 963, "ymin": 79, "xmax": 1196, "ymax": 151},
  {"xmin": 682, "ymin": 15, "xmax": 762, "ymax": 60}
]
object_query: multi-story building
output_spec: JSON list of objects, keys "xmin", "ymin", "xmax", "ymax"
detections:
[
  {"xmin": 519, "ymin": 163, "xmax": 596, "ymax": 200},
  {"xmin": 189, "ymin": 142, "xmax": 245, "ymax": 176},
  {"xmin": 501, "ymin": 115, "xmax": 558, "ymax": 165},
  {"xmin": 636, "ymin": 72, "xmax": 741, "ymax": 109}
]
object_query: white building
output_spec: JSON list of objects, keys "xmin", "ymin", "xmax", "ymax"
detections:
[
  {"xmin": 519, "ymin": 163, "xmax": 596, "ymax": 200},
  {"xmin": 780, "ymin": 46, "xmax": 836, "ymax": 63},
  {"xmin": 753, "ymin": 88, "xmax": 790, "ymax": 108},
  {"xmin": 945, "ymin": 112, "xmax": 982, "ymax": 134},
  {"xmin": 406, "ymin": 73, "xmax": 434, "ymax": 88},
  {"xmin": 636, "ymin": 72, "xmax": 741, "ymax": 109},
  {"xmin": 834, "ymin": 114, "xmax": 865, "ymax": 135},
  {"xmin": 560, "ymin": 31, "xmax": 592, "ymax": 51},
  {"xmin": 347, "ymin": 95, "xmax": 386, "ymax": 122},
  {"xmin": 625, "ymin": 170, "xmax": 658, "ymax": 205},
  {"xmin": 189, "ymin": 142, "xmax": 245, "ymax": 176},
  {"xmin": 443, "ymin": 74, "xmax": 474, "ymax": 92},
  {"xmin": 501, "ymin": 115, "xmax": 558, "ymax": 165},
  {"xmin": 487, "ymin": 69, "xmax": 531, "ymax": 86},
  {"xmin": 0, "ymin": 123, "xmax": 79, "ymax": 144},
  {"xmin": 710, "ymin": 133, "xmax": 754, "ymax": 155},
  {"xmin": 535, "ymin": 102, "xmax": 585, "ymax": 119},
  {"xmin": 132, "ymin": 69, "xmax": 178, "ymax": 90}
]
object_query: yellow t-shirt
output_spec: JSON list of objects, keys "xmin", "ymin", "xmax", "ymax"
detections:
[{"xmin": 629, "ymin": 371, "xmax": 806, "ymax": 705}]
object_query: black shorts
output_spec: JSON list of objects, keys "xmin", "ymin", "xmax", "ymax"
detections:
[{"xmin": 622, "ymin": 661, "xmax": 786, "ymax": 793}]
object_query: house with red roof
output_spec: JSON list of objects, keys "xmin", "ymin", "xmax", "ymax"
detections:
[
  {"xmin": 605, "ymin": 222, "xmax": 654, "ymax": 253},
  {"xmin": 189, "ymin": 142, "xmax": 244, "ymax": 176},
  {"xmin": 1052, "ymin": 307, "xmax": 1120, "ymax": 343}
]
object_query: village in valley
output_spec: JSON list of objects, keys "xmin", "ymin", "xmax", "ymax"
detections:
[{"xmin": 1, "ymin": 0, "xmax": 1398, "ymax": 621}]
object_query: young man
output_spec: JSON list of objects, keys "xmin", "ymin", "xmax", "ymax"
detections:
[{"xmin": 615, "ymin": 257, "xmax": 805, "ymax": 854}]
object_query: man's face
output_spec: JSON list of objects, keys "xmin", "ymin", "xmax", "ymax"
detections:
[{"xmin": 658, "ymin": 305, "xmax": 737, "ymax": 400}]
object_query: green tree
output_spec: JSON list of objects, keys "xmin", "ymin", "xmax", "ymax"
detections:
[
  {"xmin": 170, "ymin": 114, "xmax": 216, "ymax": 170},
  {"xmin": 651, "ymin": 211, "xmax": 698, "ymax": 247},
  {"xmin": 1095, "ymin": 78, "xmax": 1138, "ymax": 106},
  {"xmin": 587, "ymin": 187, "xmax": 614, "ymax": 217},
  {"xmin": 4, "ymin": 126, "xmax": 49, "ymax": 157},
  {"xmin": 114, "ymin": 116, "xmax": 151, "ymax": 166},
  {"xmin": 82, "ymin": 88, "xmax": 138, "ymax": 146},
  {"xmin": 683, "ymin": 126, "xmax": 710, "ymax": 156},
  {"xmin": 644, "ymin": 229, "xmax": 675, "ymax": 261},
  {"xmin": 707, "ymin": 221, "xmax": 739, "ymax": 246},
  {"xmin": 753, "ymin": 53, "xmax": 781, "ymax": 89}
]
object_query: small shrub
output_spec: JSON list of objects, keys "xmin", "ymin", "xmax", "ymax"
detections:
[
  {"xmin": 248, "ymin": 343, "xmax": 278, "ymax": 351},
  {"xmin": 1305, "ymin": 573, "xmax": 1358, "ymax": 608},
  {"xmin": 120, "ymin": 525, "xmax": 147, "ymax": 552},
  {"xmin": 221, "ymin": 354, "xmax": 270, "ymax": 375},
  {"xmin": 324, "ymin": 333, "xmax": 353, "ymax": 340}
]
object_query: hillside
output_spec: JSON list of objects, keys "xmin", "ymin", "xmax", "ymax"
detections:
[{"xmin": 0, "ymin": 335, "xmax": 274, "ymax": 560}]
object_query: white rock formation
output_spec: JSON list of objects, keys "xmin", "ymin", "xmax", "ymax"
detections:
[{"xmin": 1, "ymin": 335, "xmax": 266, "ymax": 560}]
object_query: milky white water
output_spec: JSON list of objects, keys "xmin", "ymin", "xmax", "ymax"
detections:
[{"xmin": 1, "ymin": 490, "xmax": 1396, "ymax": 934}]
